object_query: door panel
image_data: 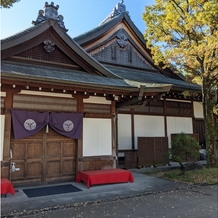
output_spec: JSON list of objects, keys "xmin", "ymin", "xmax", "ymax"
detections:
[
  {"xmin": 10, "ymin": 127, "xmax": 77, "ymax": 185},
  {"xmin": 193, "ymin": 119, "xmax": 205, "ymax": 148},
  {"xmin": 45, "ymin": 128, "xmax": 77, "ymax": 183},
  {"xmin": 26, "ymin": 162, "xmax": 42, "ymax": 177}
]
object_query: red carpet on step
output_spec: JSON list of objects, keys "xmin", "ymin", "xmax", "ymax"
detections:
[{"xmin": 76, "ymin": 168, "xmax": 134, "ymax": 188}]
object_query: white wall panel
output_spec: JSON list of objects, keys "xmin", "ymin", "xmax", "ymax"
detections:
[
  {"xmin": 97, "ymin": 119, "xmax": 112, "ymax": 155},
  {"xmin": 193, "ymin": 102, "xmax": 204, "ymax": 118},
  {"xmin": 20, "ymin": 90, "xmax": 73, "ymax": 98},
  {"xmin": 83, "ymin": 118, "xmax": 112, "ymax": 156},
  {"xmin": 83, "ymin": 96, "xmax": 110, "ymax": 104},
  {"xmin": 117, "ymin": 114, "xmax": 131, "ymax": 150},
  {"xmin": 134, "ymin": 115, "xmax": 145, "ymax": 138},
  {"xmin": 0, "ymin": 92, "xmax": 6, "ymax": 97},
  {"xmin": 167, "ymin": 99, "xmax": 190, "ymax": 103},
  {"xmin": 0, "ymin": 115, "xmax": 5, "ymax": 161},
  {"xmin": 167, "ymin": 117, "xmax": 193, "ymax": 148},
  {"xmin": 83, "ymin": 118, "xmax": 98, "ymax": 156},
  {"xmin": 134, "ymin": 115, "xmax": 165, "ymax": 149}
]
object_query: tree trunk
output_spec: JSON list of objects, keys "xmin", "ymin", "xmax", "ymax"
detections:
[{"xmin": 202, "ymin": 79, "xmax": 217, "ymax": 167}]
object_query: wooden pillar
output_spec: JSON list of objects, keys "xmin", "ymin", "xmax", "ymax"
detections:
[
  {"xmin": 77, "ymin": 97, "xmax": 84, "ymax": 173},
  {"xmin": 191, "ymin": 100, "xmax": 195, "ymax": 133},
  {"xmin": 163, "ymin": 98, "xmax": 168, "ymax": 138},
  {"xmin": 2, "ymin": 91, "xmax": 13, "ymax": 178},
  {"xmin": 131, "ymin": 108, "xmax": 135, "ymax": 150},
  {"xmin": 111, "ymin": 101, "xmax": 117, "ymax": 167}
]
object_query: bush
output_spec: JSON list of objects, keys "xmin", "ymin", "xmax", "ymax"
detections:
[{"xmin": 170, "ymin": 132, "xmax": 200, "ymax": 172}]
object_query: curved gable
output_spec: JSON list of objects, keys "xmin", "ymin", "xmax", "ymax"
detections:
[{"xmin": 1, "ymin": 19, "xmax": 119, "ymax": 78}]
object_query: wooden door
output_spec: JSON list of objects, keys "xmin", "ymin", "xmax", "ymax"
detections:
[
  {"xmin": 10, "ymin": 127, "xmax": 77, "ymax": 186},
  {"xmin": 138, "ymin": 137, "xmax": 169, "ymax": 167},
  {"xmin": 44, "ymin": 127, "xmax": 77, "ymax": 184},
  {"xmin": 193, "ymin": 119, "xmax": 205, "ymax": 148}
]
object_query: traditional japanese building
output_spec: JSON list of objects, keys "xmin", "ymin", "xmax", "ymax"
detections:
[{"xmin": 1, "ymin": 1, "xmax": 204, "ymax": 186}]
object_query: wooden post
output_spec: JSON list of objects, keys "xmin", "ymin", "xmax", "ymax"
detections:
[
  {"xmin": 77, "ymin": 97, "xmax": 84, "ymax": 174},
  {"xmin": 131, "ymin": 108, "xmax": 135, "ymax": 150},
  {"xmin": 163, "ymin": 98, "xmax": 168, "ymax": 138},
  {"xmin": 2, "ymin": 91, "xmax": 13, "ymax": 178},
  {"xmin": 111, "ymin": 101, "xmax": 117, "ymax": 168}
]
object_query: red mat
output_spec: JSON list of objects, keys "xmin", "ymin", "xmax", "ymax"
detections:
[
  {"xmin": 1, "ymin": 178, "xmax": 15, "ymax": 195},
  {"xmin": 75, "ymin": 168, "xmax": 134, "ymax": 188}
]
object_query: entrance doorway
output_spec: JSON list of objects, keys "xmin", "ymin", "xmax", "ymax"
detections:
[
  {"xmin": 10, "ymin": 127, "xmax": 77, "ymax": 186},
  {"xmin": 193, "ymin": 118, "xmax": 205, "ymax": 148}
]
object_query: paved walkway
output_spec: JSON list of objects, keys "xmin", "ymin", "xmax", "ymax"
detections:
[
  {"xmin": 1, "ymin": 161, "xmax": 208, "ymax": 217},
  {"xmin": 16, "ymin": 185, "xmax": 218, "ymax": 218}
]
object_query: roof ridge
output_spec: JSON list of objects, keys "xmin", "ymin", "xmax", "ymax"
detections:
[{"xmin": 99, "ymin": 0, "xmax": 129, "ymax": 25}]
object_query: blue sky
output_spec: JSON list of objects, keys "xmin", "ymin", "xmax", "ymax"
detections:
[{"xmin": 1, "ymin": 0, "xmax": 155, "ymax": 39}]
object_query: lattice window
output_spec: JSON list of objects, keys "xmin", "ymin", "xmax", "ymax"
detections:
[
  {"xmin": 15, "ymin": 44, "xmax": 76, "ymax": 65},
  {"xmin": 134, "ymin": 100, "xmax": 163, "ymax": 114},
  {"xmin": 92, "ymin": 41, "xmax": 151, "ymax": 69},
  {"xmin": 134, "ymin": 106, "xmax": 149, "ymax": 113},
  {"xmin": 166, "ymin": 101, "xmax": 179, "ymax": 115},
  {"xmin": 84, "ymin": 103, "xmax": 111, "ymax": 113},
  {"xmin": 118, "ymin": 107, "xmax": 131, "ymax": 112},
  {"xmin": 179, "ymin": 102, "xmax": 192, "ymax": 116},
  {"xmin": 120, "ymin": 100, "xmax": 192, "ymax": 116},
  {"xmin": 149, "ymin": 100, "xmax": 164, "ymax": 114},
  {"xmin": 166, "ymin": 101, "xmax": 192, "ymax": 116},
  {"xmin": 13, "ymin": 94, "xmax": 77, "ymax": 112}
]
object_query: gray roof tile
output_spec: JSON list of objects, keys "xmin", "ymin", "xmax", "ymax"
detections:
[
  {"xmin": 108, "ymin": 67, "xmax": 201, "ymax": 91},
  {"xmin": 1, "ymin": 63, "xmax": 130, "ymax": 88},
  {"xmin": 1, "ymin": 24, "xmax": 43, "ymax": 42}
]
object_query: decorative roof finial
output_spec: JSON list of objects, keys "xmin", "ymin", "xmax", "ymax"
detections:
[
  {"xmin": 32, "ymin": 2, "xmax": 68, "ymax": 32},
  {"xmin": 44, "ymin": 2, "xmax": 59, "ymax": 19},
  {"xmin": 110, "ymin": 0, "xmax": 128, "ymax": 18}
]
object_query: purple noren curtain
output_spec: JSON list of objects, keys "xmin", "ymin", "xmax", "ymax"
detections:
[
  {"xmin": 11, "ymin": 109, "xmax": 49, "ymax": 140},
  {"xmin": 49, "ymin": 112, "xmax": 83, "ymax": 139}
]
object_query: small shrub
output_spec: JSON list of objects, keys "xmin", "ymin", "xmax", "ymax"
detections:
[{"xmin": 170, "ymin": 132, "xmax": 200, "ymax": 172}]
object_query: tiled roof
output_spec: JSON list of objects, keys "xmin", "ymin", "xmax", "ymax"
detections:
[
  {"xmin": 1, "ymin": 63, "xmax": 172, "ymax": 93},
  {"xmin": 1, "ymin": 63, "xmax": 129, "ymax": 88},
  {"xmin": 107, "ymin": 67, "xmax": 201, "ymax": 91},
  {"xmin": 73, "ymin": 16, "xmax": 119, "ymax": 42},
  {"xmin": 73, "ymin": 12, "xmax": 145, "ymax": 45},
  {"xmin": 1, "ymin": 23, "xmax": 43, "ymax": 42}
]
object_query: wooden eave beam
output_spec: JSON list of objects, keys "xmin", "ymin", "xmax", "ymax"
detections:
[{"xmin": 117, "ymin": 85, "xmax": 145, "ymax": 108}]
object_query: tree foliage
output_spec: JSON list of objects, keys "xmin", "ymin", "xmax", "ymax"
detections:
[
  {"xmin": 1, "ymin": 0, "xmax": 20, "ymax": 8},
  {"xmin": 143, "ymin": 0, "xmax": 218, "ymax": 166},
  {"xmin": 170, "ymin": 132, "xmax": 200, "ymax": 172}
]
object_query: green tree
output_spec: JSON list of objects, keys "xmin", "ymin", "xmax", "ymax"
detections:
[
  {"xmin": 170, "ymin": 132, "xmax": 200, "ymax": 172},
  {"xmin": 143, "ymin": 0, "xmax": 218, "ymax": 167},
  {"xmin": 1, "ymin": 0, "xmax": 20, "ymax": 8}
]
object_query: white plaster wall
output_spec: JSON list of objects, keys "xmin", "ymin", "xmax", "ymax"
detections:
[
  {"xmin": 83, "ymin": 118, "xmax": 112, "ymax": 156},
  {"xmin": 20, "ymin": 90, "xmax": 73, "ymax": 98},
  {"xmin": 117, "ymin": 114, "xmax": 132, "ymax": 150},
  {"xmin": 0, "ymin": 92, "xmax": 6, "ymax": 97},
  {"xmin": 193, "ymin": 102, "xmax": 204, "ymax": 118},
  {"xmin": 83, "ymin": 96, "xmax": 110, "ymax": 104},
  {"xmin": 167, "ymin": 117, "xmax": 193, "ymax": 148},
  {"xmin": 166, "ymin": 99, "xmax": 190, "ymax": 103},
  {"xmin": 0, "ymin": 115, "xmax": 5, "ymax": 161},
  {"xmin": 134, "ymin": 115, "xmax": 165, "ymax": 149}
]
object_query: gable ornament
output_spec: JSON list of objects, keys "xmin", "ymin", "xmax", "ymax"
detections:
[
  {"xmin": 44, "ymin": 39, "xmax": 55, "ymax": 53},
  {"xmin": 117, "ymin": 32, "xmax": 128, "ymax": 48}
]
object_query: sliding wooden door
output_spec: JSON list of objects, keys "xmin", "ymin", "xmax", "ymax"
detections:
[{"xmin": 10, "ymin": 127, "xmax": 77, "ymax": 186}]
